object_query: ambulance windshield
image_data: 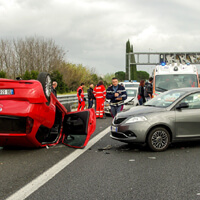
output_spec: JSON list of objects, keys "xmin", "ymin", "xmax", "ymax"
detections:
[{"xmin": 155, "ymin": 74, "xmax": 198, "ymax": 92}]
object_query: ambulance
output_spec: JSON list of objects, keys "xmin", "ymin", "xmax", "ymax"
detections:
[{"xmin": 153, "ymin": 62, "xmax": 200, "ymax": 97}]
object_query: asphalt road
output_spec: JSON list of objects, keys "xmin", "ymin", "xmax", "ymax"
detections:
[
  {"xmin": 2, "ymin": 116, "xmax": 200, "ymax": 200},
  {"xmin": 0, "ymin": 116, "xmax": 112, "ymax": 200}
]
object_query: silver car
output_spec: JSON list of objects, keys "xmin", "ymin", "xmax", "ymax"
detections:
[
  {"xmin": 110, "ymin": 88, "xmax": 200, "ymax": 152},
  {"xmin": 123, "ymin": 88, "xmax": 139, "ymax": 110}
]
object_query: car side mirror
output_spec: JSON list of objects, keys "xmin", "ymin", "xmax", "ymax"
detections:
[{"xmin": 176, "ymin": 102, "xmax": 189, "ymax": 110}]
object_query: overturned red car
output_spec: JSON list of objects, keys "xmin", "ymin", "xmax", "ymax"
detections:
[{"xmin": 0, "ymin": 72, "xmax": 96, "ymax": 148}]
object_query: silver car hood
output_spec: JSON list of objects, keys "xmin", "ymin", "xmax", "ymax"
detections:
[
  {"xmin": 124, "ymin": 97, "xmax": 135, "ymax": 103},
  {"xmin": 106, "ymin": 97, "xmax": 135, "ymax": 103},
  {"xmin": 117, "ymin": 106, "xmax": 166, "ymax": 118}
]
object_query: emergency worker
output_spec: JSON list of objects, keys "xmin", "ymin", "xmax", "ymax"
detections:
[
  {"xmin": 93, "ymin": 80, "xmax": 106, "ymax": 118},
  {"xmin": 77, "ymin": 83, "xmax": 85, "ymax": 111}
]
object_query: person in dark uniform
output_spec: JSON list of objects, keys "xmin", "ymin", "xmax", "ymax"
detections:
[
  {"xmin": 87, "ymin": 83, "xmax": 95, "ymax": 108},
  {"xmin": 106, "ymin": 77, "xmax": 127, "ymax": 117},
  {"xmin": 138, "ymin": 80, "xmax": 146, "ymax": 105},
  {"xmin": 144, "ymin": 77, "xmax": 153, "ymax": 101},
  {"xmin": 52, "ymin": 81, "xmax": 57, "ymax": 98}
]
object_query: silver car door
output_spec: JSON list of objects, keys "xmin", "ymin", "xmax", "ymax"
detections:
[{"xmin": 175, "ymin": 93, "xmax": 200, "ymax": 137}]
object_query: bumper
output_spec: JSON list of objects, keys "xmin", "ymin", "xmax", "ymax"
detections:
[
  {"xmin": 104, "ymin": 105, "xmax": 111, "ymax": 114},
  {"xmin": 0, "ymin": 100, "xmax": 56, "ymax": 147},
  {"xmin": 110, "ymin": 121, "xmax": 150, "ymax": 143},
  {"xmin": 0, "ymin": 119, "xmax": 43, "ymax": 147}
]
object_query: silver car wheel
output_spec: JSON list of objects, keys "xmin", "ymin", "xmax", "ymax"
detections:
[
  {"xmin": 148, "ymin": 127, "xmax": 170, "ymax": 152},
  {"xmin": 151, "ymin": 130, "xmax": 168, "ymax": 150}
]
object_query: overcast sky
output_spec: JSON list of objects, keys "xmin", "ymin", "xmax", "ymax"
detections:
[{"xmin": 0, "ymin": 0, "xmax": 200, "ymax": 75}]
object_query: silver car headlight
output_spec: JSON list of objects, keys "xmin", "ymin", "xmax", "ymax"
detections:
[
  {"xmin": 126, "ymin": 101, "xmax": 134, "ymax": 105},
  {"xmin": 125, "ymin": 116, "xmax": 147, "ymax": 124}
]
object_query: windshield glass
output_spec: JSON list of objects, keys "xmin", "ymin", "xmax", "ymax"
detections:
[
  {"xmin": 155, "ymin": 74, "xmax": 198, "ymax": 92},
  {"xmin": 145, "ymin": 90, "xmax": 186, "ymax": 108},
  {"xmin": 125, "ymin": 83, "xmax": 139, "ymax": 88},
  {"xmin": 126, "ymin": 89, "xmax": 137, "ymax": 97}
]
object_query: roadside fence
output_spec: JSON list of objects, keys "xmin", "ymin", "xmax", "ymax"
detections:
[{"xmin": 57, "ymin": 93, "xmax": 88, "ymax": 109}]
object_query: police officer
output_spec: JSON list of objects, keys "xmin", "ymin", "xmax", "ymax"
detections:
[
  {"xmin": 77, "ymin": 83, "xmax": 85, "ymax": 111},
  {"xmin": 106, "ymin": 77, "xmax": 127, "ymax": 117}
]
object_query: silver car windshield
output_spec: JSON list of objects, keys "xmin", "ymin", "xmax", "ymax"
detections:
[
  {"xmin": 155, "ymin": 74, "xmax": 198, "ymax": 92},
  {"xmin": 126, "ymin": 89, "xmax": 137, "ymax": 97},
  {"xmin": 145, "ymin": 90, "xmax": 186, "ymax": 108}
]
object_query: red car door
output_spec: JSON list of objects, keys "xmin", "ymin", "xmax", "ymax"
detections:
[{"xmin": 62, "ymin": 108, "xmax": 96, "ymax": 148}]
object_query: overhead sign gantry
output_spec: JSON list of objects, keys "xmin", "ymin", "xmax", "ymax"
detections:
[{"xmin": 126, "ymin": 52, "xmax": 200, "ymax": 80}]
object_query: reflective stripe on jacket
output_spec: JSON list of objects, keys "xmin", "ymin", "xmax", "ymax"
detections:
[
  {"xmin": 77, "ymin": 86, "xmax": 84, "ymax": 100},
  {"xmin": 93, "ymin": 85, "xmax": 106, "ymax": 100},
  {"xmin": 106, "ymin": 84, "xmax": 127, "ymax": 106}
]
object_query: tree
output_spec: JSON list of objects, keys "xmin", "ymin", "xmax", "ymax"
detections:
[
  {"xmin": 58, "ymin": 62, "xmax": 101, "ymax": 92},
  {"xmin": 130, "ymin": 44, "xmax": 137, "ymax": 80},
  {"xmin": 103, "ymin": 73, "xmax": 115, "ymax": 87},
  {"xmin": 115, "ymin": 71, "xmax": 125, "ymax": 81},
  {"xmin": 22, "ymin": 70, "xmax": 39, "ymax": 80},
  {"xmin": 125, "ymin": 40, "xmax": 130, "ymax": 79},
  {"xmin": 125, "ymin": 40, "xmax": 137, "ymax": 80},
  {"xmin": 0, "ymin": 70, "xmax": 6, "ymax": 78},
  {"xmin": 0, "ymin": 37, "xmax": 65, "ymax": 78},
  {"xmin": 22, "ymin": 71, "xmax": 32, "ymax": 80},
  {"xmin": 50, "ymin": 70, "xmax": 67, "ymax": 93},
  {"xmin": 126, "ymin": 40, "xmax": 130, "ymax": 53},
  {"xmin": 90, "ymin": 73, "xmax": 99, "ymax": 85},
  {"xmin": 137, "ymin": 71, "xmax": 149, "ymax": 81},
  {"xmin": 30, "ymin": 70, "xmax": 39, "ymax": 80}
]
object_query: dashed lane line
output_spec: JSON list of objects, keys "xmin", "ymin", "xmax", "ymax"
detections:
[{"xmin": 6, "ymin": 126, "xmax": 111, "ymax": 200}]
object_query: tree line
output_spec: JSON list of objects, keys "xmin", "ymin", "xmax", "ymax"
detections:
[
  {"xmin": 0, "ymin": 37, "xmax": 64, "ymax": 78},
  {"xmin": 0, "ymin": 36, "xmax": 149, "ymax": 93}
]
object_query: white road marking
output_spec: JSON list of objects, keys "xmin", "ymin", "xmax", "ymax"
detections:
[{"xmin": 6, "ymin": 126, "xmax": 111, "ymax": 200}]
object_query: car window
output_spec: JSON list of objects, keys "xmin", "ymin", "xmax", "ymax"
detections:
[
  {"xmin": 179, "ymin": 93, "xmax": 200, "ymax": 109},
  {"xmin": 155, "ymin": 74, "xmax": 198, "ymax": 91},
  {"xmin": 145, "ymin": 90, "xmax": 186, "ymax": 108},
  {"xmin": 126, "ymin": 89, "xmax": 137, "ymax": 97}
]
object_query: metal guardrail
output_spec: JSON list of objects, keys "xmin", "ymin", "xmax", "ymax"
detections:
[{"xmin": 57, "ymin": 93, "xmax": 88, "ymax": 109}]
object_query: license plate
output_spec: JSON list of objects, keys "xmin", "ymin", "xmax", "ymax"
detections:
[
  {"xmin": 0, "ymin": 89, "xmax": 14, "ymax": 95},
  {"xmin": 111, "ymin": 126, "xmax": 118, "ymax": 132}
]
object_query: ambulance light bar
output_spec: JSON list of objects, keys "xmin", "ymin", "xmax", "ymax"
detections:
[{"xmin": 161, "ymin": 62, "xmax": 166, "ymax": 66}]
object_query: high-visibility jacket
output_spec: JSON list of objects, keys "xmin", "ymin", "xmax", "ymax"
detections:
[
  {"xmin": 77, "ymin": 86, "xmax": 84, "ymax": 101},
  {"xmin": 93, "ymin": 84, "xmax": 106, "ymax": 100}
]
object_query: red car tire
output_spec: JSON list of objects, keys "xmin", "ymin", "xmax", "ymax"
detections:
[{"xmin": 37, "ymin": 72, "xmax": 52, "ymax": 105}]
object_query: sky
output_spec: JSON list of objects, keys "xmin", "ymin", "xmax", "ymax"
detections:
[{"xmin": 0, "ymin": 0, "xmax": 200, "ymax": 76}]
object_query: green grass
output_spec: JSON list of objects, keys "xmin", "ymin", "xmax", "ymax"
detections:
[{"xmin": 58, "ymin": 91, "xmax": 77, "ymax": 95}]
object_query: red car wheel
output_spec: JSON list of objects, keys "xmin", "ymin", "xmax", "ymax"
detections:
[{"xmin": 37, "ymin": 72, "xmax": 51, "ymax": 104}]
